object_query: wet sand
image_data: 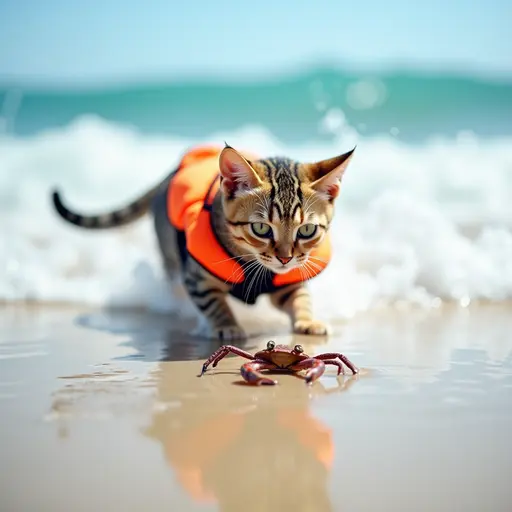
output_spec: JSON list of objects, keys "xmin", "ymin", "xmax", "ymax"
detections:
[{"xmin": 1, "ymin": 302, "xmax": 511, "ymax": 512}]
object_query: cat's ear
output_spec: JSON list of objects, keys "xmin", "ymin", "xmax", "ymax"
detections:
[
  {"xmin": 219, "ymin": 145, "xmax": 263, "ymax": 197},
  {"xmin": 307, "ymin": 147, "xmax": 355, "ymax": 200}
]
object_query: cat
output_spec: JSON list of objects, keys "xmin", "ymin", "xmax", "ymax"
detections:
[{"xmin": 51, "ymin": 143, "xmax": 355, "ymax": 341}]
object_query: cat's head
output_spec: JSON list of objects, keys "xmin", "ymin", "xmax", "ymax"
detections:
[{"xmin": 218, "ymin": 144, "xmax": 355, "ymax": 274}]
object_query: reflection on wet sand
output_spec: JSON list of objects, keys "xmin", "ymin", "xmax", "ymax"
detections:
[
  {"xmin": 143, "ymin": 362, "xmax": 358, "ymax": 511},
  {"xmin": 3, "ymin": 303, "xmax": 510, "ymax": 511}
]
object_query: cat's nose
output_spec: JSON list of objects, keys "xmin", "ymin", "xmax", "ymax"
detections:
[{"xmin": 276, "ymin": 256, "xmax": 292, "ymax": 265}]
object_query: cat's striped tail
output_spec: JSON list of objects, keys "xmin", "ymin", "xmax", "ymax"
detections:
[{"xmin": 51, "ymin": 174, "xmax": 171, "ymax": 230}]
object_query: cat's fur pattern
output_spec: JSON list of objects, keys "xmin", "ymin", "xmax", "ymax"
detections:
[{"xmin": 51, "ymin": 145, "xmax": 355, "ymax": 340}]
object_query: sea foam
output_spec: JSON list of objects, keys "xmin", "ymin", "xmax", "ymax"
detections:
[{"xmin": 1, "ymin": 115, "xmax": 511, "ymax": 321}]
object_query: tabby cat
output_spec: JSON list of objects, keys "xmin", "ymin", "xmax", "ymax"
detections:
[{"xmin": 51, "ymin": 144, "xmax": 355, "ymax": 341}]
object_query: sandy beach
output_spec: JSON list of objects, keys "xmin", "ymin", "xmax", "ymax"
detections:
[{"xmin": 1, "ymin": 302, "xmax": 511, "ymax": 512}]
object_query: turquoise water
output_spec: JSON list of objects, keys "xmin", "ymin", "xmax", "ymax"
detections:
[{"xmin": 2, "ymin": 68, "xmax": 512, "ymax": 142}]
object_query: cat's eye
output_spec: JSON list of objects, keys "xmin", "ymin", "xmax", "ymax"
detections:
[
  {"xmin": 294, "ymin": 344, "xmax": 304, "ymax": 353},
  {"xmin": 251, "ymin": 222, "xmax": 272, "ymax": 238},
  {"xmin": 297, "ymin": 224, "xmax": 317, "ymax": 239},
  {"xmin": 267, "ymin": 340, "xmax": 276, "ymax": 350}
]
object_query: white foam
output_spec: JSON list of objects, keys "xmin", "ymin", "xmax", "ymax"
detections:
[{"xmin": 1, "ymin": 115, "xmax": 512, "ymax": 321}]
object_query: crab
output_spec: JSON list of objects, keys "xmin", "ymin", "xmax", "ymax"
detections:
[{"xmin": 199, "ymin": 340, "xmax": 359, "ymax": 385}]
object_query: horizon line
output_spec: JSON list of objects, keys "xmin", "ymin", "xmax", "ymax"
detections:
[{"xmin": 1, "ymin": 59, "xmax": 512, "ymax": 92}]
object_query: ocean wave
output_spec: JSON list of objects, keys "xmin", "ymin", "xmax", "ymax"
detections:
[{"xmin": 1, "ymin": 116, "xmax": 511, "ymax": 320}]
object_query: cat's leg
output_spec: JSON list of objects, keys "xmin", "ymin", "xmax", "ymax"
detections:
[
  {"xmin": 183, "ymin": 259, "xmax": 247, "ymax": 341},
  {"xmin": 152, "ymin": 190, "xmax": 245, "ymax": 340},
  {"xmin": 270, "ymin": 284, "xmax": 330, "ymax": 336}
]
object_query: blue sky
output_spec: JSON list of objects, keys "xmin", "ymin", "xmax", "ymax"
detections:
[{"xmin": 0, "ymin": 0, "xmax": 510, "ymax": 85}]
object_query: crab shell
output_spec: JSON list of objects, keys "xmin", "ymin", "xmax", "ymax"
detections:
[{"xmin": 253, "ymin": 344, "xmax": 310, "ymax": 369}]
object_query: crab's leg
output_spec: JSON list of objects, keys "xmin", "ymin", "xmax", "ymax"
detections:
[
  {"xmin": 240, "ymin": 361, "xmax": 279, "ymax": 386},
  {"xmin": 210, "ymin": 346, "xmax": 252, "ymax": 369},
  {"xmin": 289, "ymin": 358, "xmax": 326, "ymax": 384},
  {"xmin": 314, "ymin": 352, "xmax": 359, "ymax": 375},
  {"xmin": 320, "ymin": 359, "xmax": 345, "ymax": 376},
  {"xmin": 199, "ymin": 345, "xmax": 255, "ymax": 376}
]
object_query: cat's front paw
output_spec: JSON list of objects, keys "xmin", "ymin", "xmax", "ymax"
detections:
[{"xmin": 293, "ymin": 319, "xmax": 330, "ymax": 336}]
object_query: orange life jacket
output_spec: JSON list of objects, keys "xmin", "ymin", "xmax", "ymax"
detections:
[{"xmin": 166, "ymin": 145, "xmax": 331, "ymax": 304}]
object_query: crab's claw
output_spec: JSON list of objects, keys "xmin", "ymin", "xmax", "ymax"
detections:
[
  {"xmin": 290, "ymin": 358, "xmax": 326, "ymax": 385},
  {"xmin": 240, "ymin": 362, "xmax": 278, "ymax": 385}
]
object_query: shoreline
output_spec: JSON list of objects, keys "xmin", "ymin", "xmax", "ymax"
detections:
[{"xmin": 2, "ymin": 295, "xmax": 512, "ymax": 313}]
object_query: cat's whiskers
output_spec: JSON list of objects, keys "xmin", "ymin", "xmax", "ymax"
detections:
[
  {"xmin": 212, "ymin": 253, "xmax": 256, "ymax": 265},
  {"xmin": 304, "ymin": 259, "xmax": 323, "ymax": 274},
  {"xmin": 258, "ymin": 190, "xmax": 271, "ymax": 211},
  {"xmin": 300, "ymin": 260, "xmax": 316, "ymax": 281},
  {"xmin": 243, "ymin": 265, "xmax": 260, "ymax": 303},
  {"xmin": 224, "ymin": 257, "xmax": 259, "ymax": 285},
  {"xmin": 298, "ymin": 263, "xmax": 307, "ymax": 284},
  {"xmin": 254, "ymin": 191, "xmax": 270, "ymax": 214},
  {"xmin": 257, "ymin": 263, "xmax": 269, "ymax": 292},
  {"xmin": 307, "ymin": 254, "xmax": 329, "ymax": 265},
  {"xmin": 301, "ymin": 193, "xmax": 315, "ymax": 213},
  {"xmin": 302, "ymin": 194, "xmax": 323, "ymax": 215},
  {"xmin": 243, "ymin": 261, "xmax": 267, "ymax": 303},
  {"xmin": 255, "ymin": 204, "xmax": 270, "ymax": 219},
  {"xmin": 231, "ymin": 257, "xmax": 260, "ymax": 280}
]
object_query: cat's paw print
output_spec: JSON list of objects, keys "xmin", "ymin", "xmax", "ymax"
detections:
[{"xmin": 293, "ymin": 320, "xmax": 331, "ymax": 336}]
